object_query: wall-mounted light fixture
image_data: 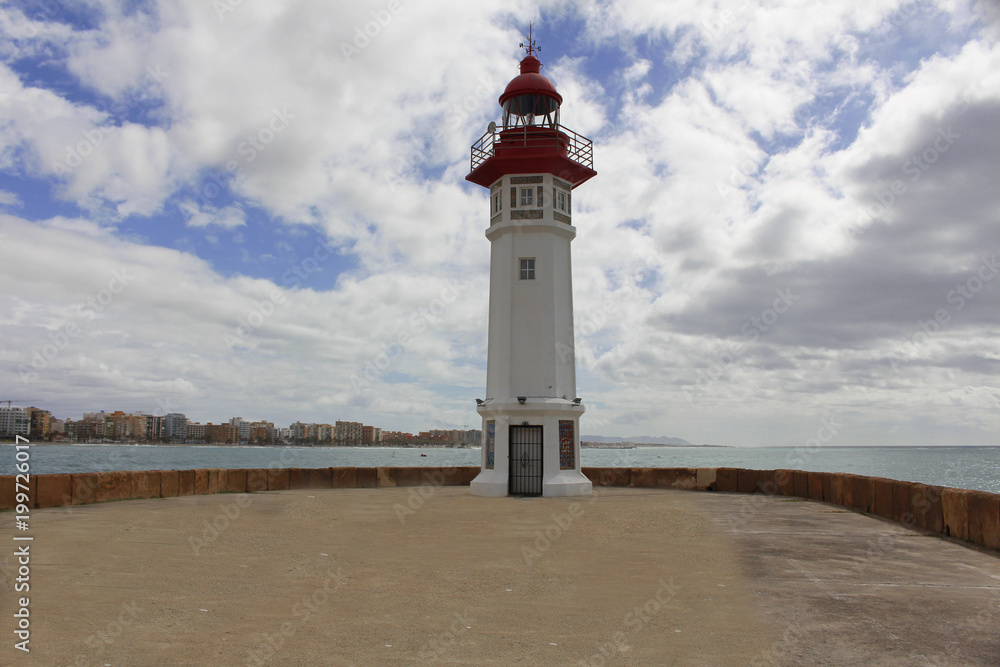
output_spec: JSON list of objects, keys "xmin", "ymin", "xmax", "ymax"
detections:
[
  {"xmin": 572, "ymin": 397, "xmax": 582, "ymax": 405},
  {"xmin": 517, "ymin": 396, "xmax": 527, "ymax": 404},
  {"xmin": 475, "ymin": 398, "xmax": 485, "ymax": 406}
]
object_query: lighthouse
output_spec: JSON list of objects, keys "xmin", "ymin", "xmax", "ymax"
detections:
[{"xmin": 468, "ymin": 37, "xmax": 596, "ymax": 497}]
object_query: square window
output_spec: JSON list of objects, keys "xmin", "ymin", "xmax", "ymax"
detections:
[
  {"xmin": 520, "ymin": 188, "xmax": 533, "ymax": 206},
  {"xmin": 519, "ymin": 258, "xmax": 535, "ymax": 280}
]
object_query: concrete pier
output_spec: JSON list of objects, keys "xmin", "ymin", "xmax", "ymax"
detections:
[{"xmin": 1, "ymin": 485, "xmax": 998, "ymax": 665}]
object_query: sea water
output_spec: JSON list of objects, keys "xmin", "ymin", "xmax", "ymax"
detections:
[{"xmin": 2, "ymin": 444, "xmax": 998, "ymax": 493}]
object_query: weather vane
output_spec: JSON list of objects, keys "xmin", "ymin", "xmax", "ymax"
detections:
[{"xmin": 519, "ymin": 22, "xmax": 540, "ymax": 57}]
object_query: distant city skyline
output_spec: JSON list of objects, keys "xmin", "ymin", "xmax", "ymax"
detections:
[
  {"xmin": 1, "ymin": 3, "xmax": 999, "ymax": 446},
  {"xmin": 0, "ymin": 404, "xmax": 480, "ymax": 445}
]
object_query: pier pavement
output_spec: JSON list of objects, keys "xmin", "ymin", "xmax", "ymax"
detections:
[{"xmin": 1, "ymin": 487, "xmax": 998, "ymax": 665}]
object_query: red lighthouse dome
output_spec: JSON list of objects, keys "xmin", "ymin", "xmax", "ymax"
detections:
[
  {"xmin": 499, "ymin": 54, "xmax": 563, "ymax": 127},
  {"xmin": 467, "ymin": 48, "xmax": 596, "ymax": 190}
]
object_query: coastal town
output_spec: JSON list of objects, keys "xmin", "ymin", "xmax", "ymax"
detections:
[{"xmin": 0, "ymin": 404, "xmax": 480, "ymax": 446}]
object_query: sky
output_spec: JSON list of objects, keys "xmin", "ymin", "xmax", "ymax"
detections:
[{"xmin": 1, "ymin": 0, "xmax": 999, "ymax": 446}]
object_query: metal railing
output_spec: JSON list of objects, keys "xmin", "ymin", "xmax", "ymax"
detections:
[{"xmin": 470, "ymin": 124, "xmax": 595, "ymax": 173}]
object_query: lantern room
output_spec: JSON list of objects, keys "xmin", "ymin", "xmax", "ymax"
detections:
[
  {"xmin": 467, "ymin": 48, "xmax": 596, "ymax": 190},
  {"xmin": 499, "ymin": 54, "xmax": 562, "ymax": 129}
]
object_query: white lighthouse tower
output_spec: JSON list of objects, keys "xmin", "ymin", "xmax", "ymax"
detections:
[{"xmin": 468, "ymin": 37, "xmax": 596, "ymax": 497}]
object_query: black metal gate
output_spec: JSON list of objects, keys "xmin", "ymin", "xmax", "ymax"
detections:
[{"xmin": 509, "ymin": 425, "xmax": 543, "ymax": 496}]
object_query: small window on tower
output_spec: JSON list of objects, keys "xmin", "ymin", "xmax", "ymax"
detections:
[
  {"xmin": 557, "ymin": 191, "xmax": 566, "ymax": 212},
  {"xmin": 537, "ymin": 186, "xmax": 543, "ymax": 207},
  {"xmin": 519, "ymin": 258, "xmax": 535, "ymax": 280},
  {"xmin": 520, "ymin": 188, "xmax": 533, "ymax": 206},
  {"xmin": 510, "ymin": 187, "xmax": 517, "ymax": 208},
  {"xmin": 494, "ymin": 192, "xmax": 502, "ymax": 213}
]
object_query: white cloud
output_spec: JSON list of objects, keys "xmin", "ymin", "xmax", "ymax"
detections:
[{"xmin": 0, "ymin": 0, "xmax": 998, "ymax": 444}]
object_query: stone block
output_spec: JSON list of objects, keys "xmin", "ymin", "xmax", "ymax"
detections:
[
  {"xmin": 966, "ymin": 491, "xmax": 1000, "ymax": 550},
  {"xmin": 267, "ymin": 469, "xmax": 290, "ymax": 491},
  {"xmin": 891, "ymin": 480, "xmax": 914, "ymax": 525},
  {"xmin": 356, "ymin": 467, "xmax": 377, "ymax": 488},
  {"xmin": 909, "ymin": 483, "xmax": 943, "ymax": 534},
  {"xmin": 394, "ymin": 467, "xmax": 422, "ymax": 487},
  {"xmin": 716, "ymin": 467, "xmax": 738, "ymax": 493},
  {"xmin": 807, "ymin": 472, "xmax": 825, "ymax": 501},
  {"xmin": 851, "ymin": 475, "xmax": 870, "ymax": 512},
  {"xmin": 585, "ymin": 468, "xmax": 629, "ymax": 487},
  {"xmin": 629, "ymin": 467, "xmax": 658, "ymax": 488},
  {"xmin": 421, "ymin": 468, "xmax": 455, "ymax": 486},
  {"xmin": 773, "ymin": 470, "xmax": 795, "ymax": 496},
  {"xmin": 178, "ymin": 470, "xmax": 195, "ymax": 496},
  {"xmin": 246, "ymin": 469, "xmax": 268, "ymax": 493},
  {"xmin": 0, "ymin": 476, "xmax": 12, "ymax": 510},
  {"xmin": 71, "ymin": 472, "xmax": 101, "ymax": 505},
  {"xmin": 206, "ymin": 469, "xmax": 222, "ymax": 495},
  {"xmin": 441, "ymin": 467, "xmax": 479, "ymax": 486},
  {"xmin": 696, "ymin": 468, "xmax": 717, "ymax": 491},
  {"xmin": 941, "ymin": 488, "xmax": 970, "ymax": 541},
  {"xmin": 131, "ymin": 471, "xmax": 161, "ymax": 499},
  {"xmin": 872, "ymin": 478, "xmax": 895, "ymax": 520},
  {"xmin": 308, "ymin": 468, "xmax": 333, "ymax": 489},
  {"xmin": 737, "ymin": 469, "xmax": 763, "ymax": 494},
  {"xmin": 660, "ymin": 468, "xmax": 698, "ymax": 489},
  {"xmin": 226, "ymin": 468, "xmax": 248, "ymax": 493},
  {"xmin": 96, "ymin": 471, "xmax": 132, "ymax": 502},
  {"xmin": 160, "ymin": 470, "xmax": 179, "ymax": 498},
  {"xmin": 333, "ymin": 467, "xmax": 358, "ymax": 488},
  {"xmin": 830, "ymin": 474, "xmax": 847, "ymax": 506},
  {"xmin": 193, "ymin": 469, "xmax": 209, "ymax": 495},
  {"xmin": 376, "ymin": 467, "xmax": 396, "ymax": 488},
  {"xmin": 288, "ymin": 469, "xmax": 310, "ymax": 490},
  {"xmin": 35, "ymin": 474, "xmax": 73, "ymax": 508},
  {"xmin": 792, "ymin": 471, "xmax": 809, "ymax": 499}
]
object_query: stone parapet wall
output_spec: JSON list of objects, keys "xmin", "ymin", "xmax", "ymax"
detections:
[{"xmin": 2, "ymin": 466, "xmax": 997, "ymax": 551}]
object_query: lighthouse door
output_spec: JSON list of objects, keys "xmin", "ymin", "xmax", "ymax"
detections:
[{"xmin": 508, "ymin": 425, "xmax": 543, "ymax": 496}]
